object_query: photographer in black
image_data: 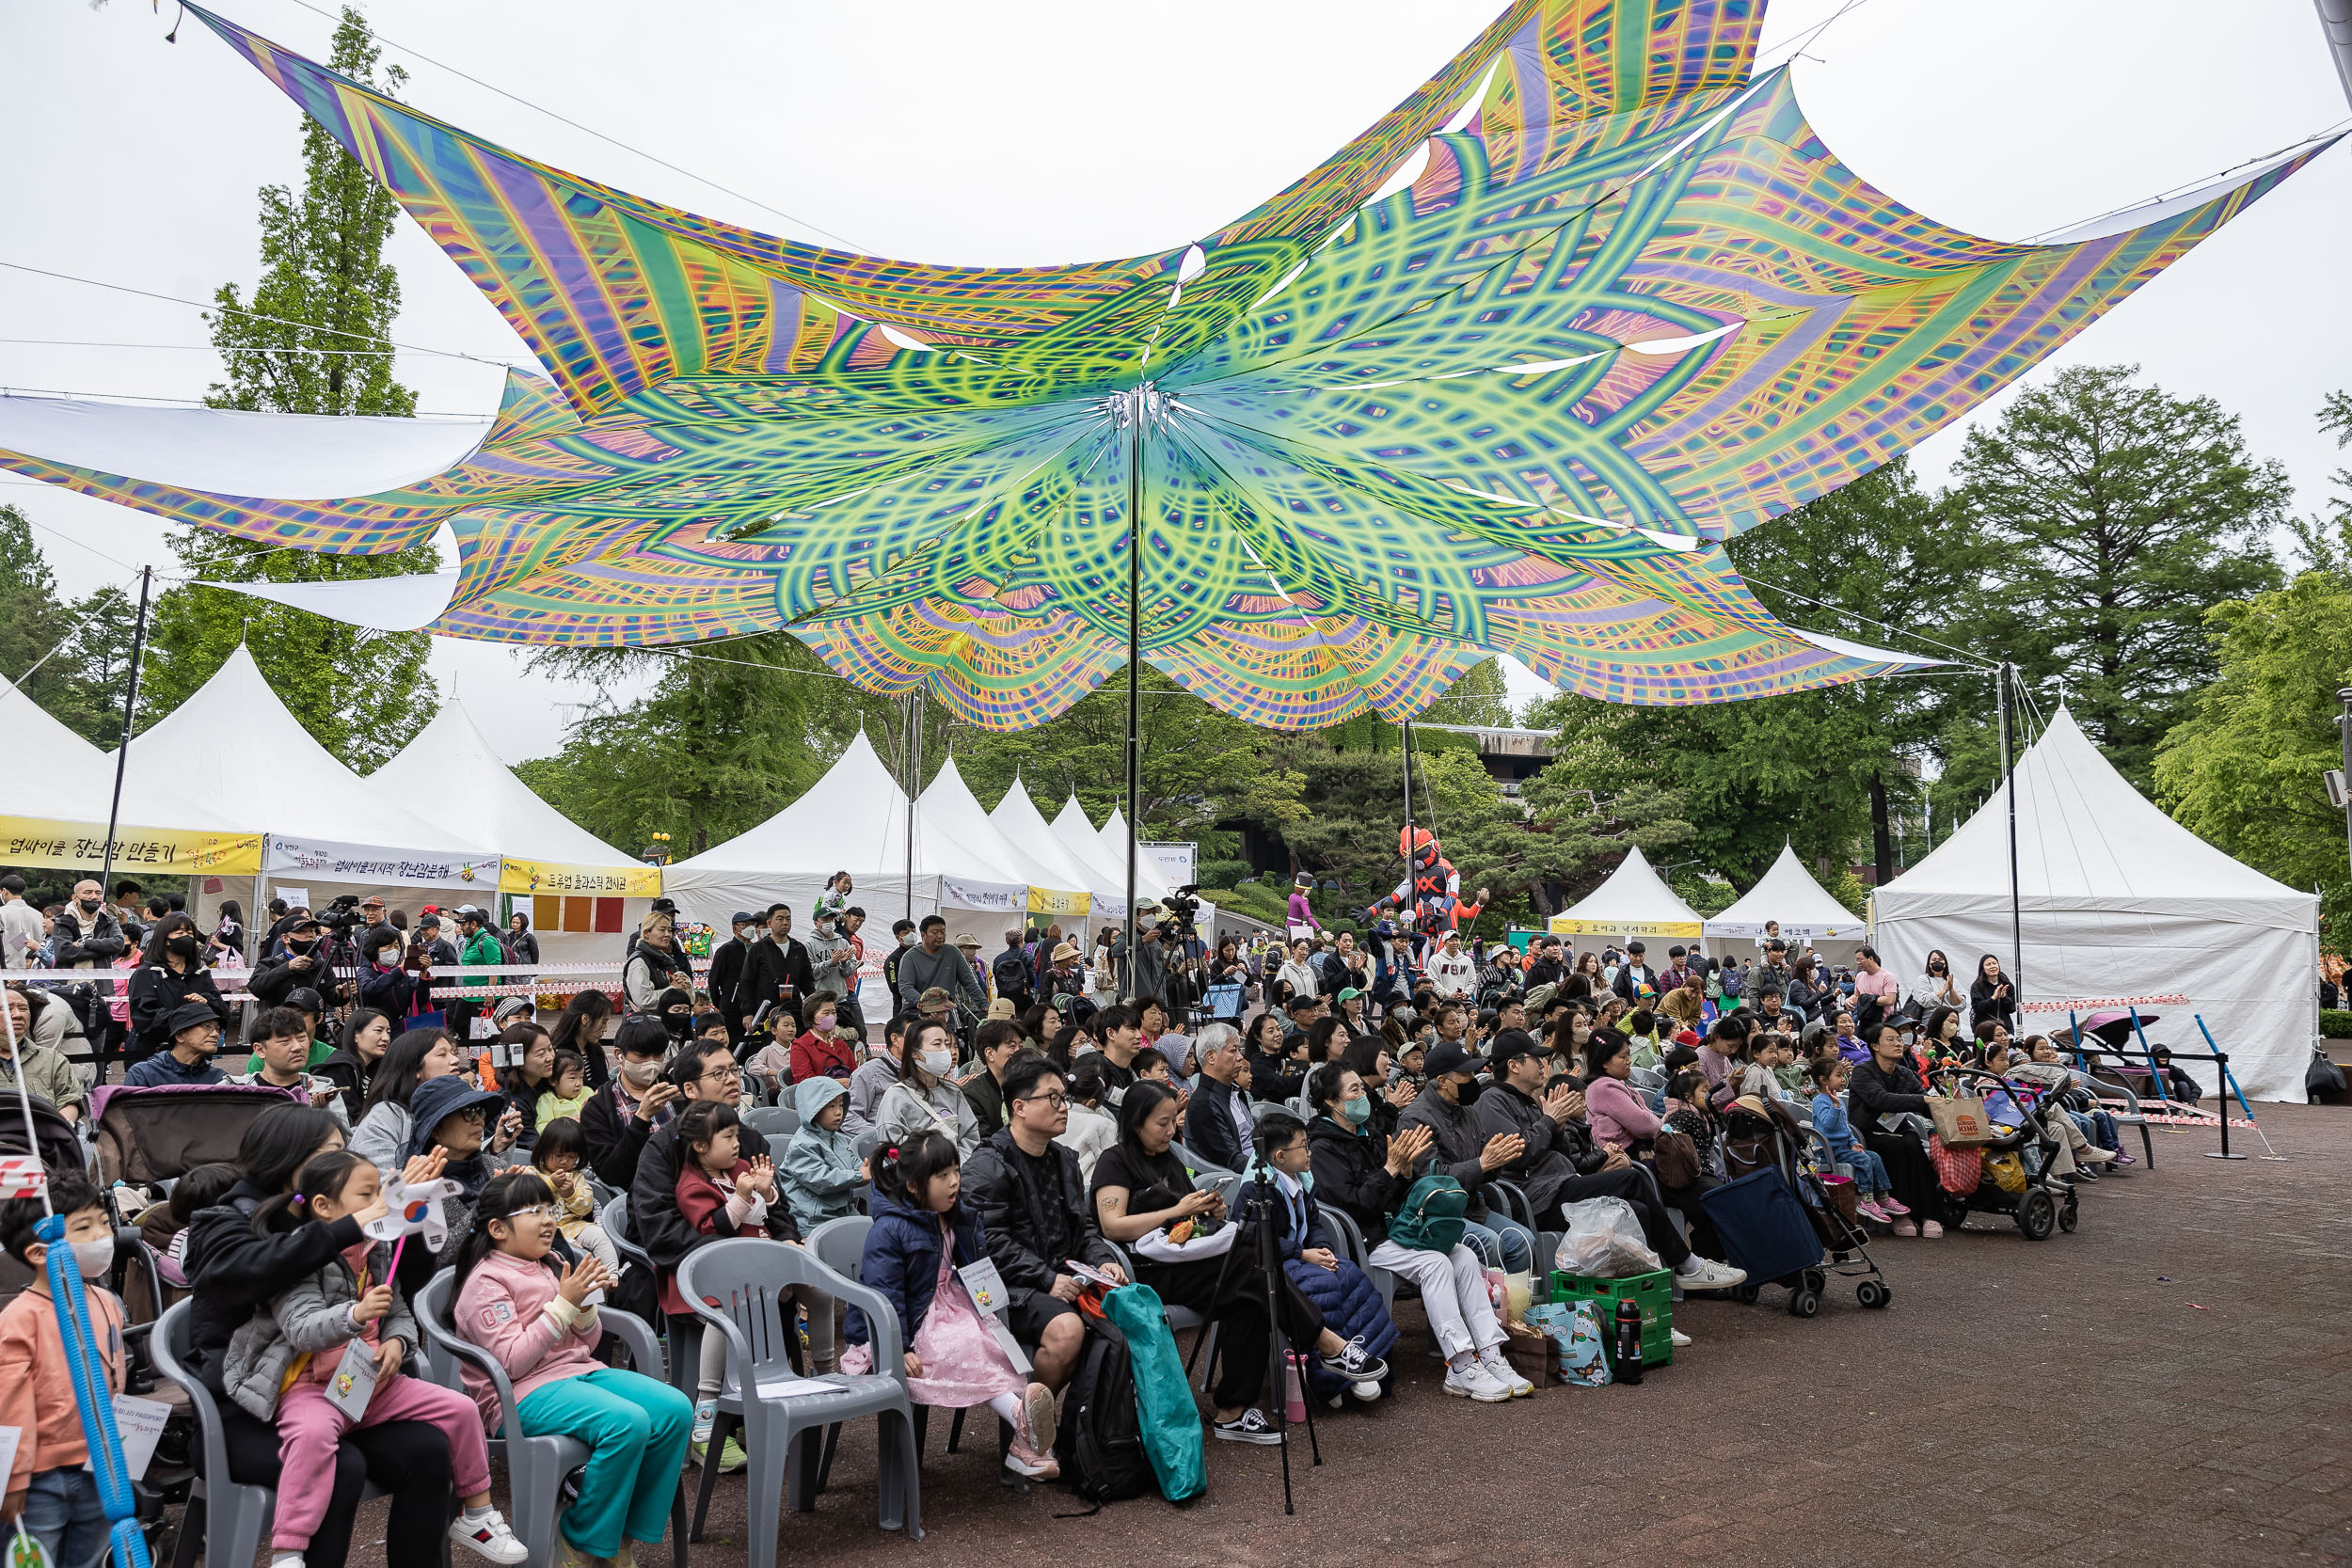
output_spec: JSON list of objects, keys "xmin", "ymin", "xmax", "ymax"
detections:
[
  {"xmin": 247, "ymin": 910, "xmax": 357, "ymax": 1012},
  {"xmin": 1118, "ymin": 888, "xmax": 1202, "ymax": 1007}
]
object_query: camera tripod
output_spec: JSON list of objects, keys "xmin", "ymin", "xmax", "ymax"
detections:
[{"xmin": 1185, "ymin": 1166, "xmax": 1321, "ymax": 1513}]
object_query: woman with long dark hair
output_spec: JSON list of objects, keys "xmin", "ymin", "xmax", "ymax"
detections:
[
  {"xmin": 1968, "ymin": 954, "xmax": 2018, "ymax": 1036},
  {"xmin": 348, "ymin": 1027, "xmax": 466, "ymax": 1173},
  {"xmin": 504, "ymin": 910, "xmax": 540, "ymax": 965},
  {"xmin": 548, "ymin": 986, "xmax": 615, "ymax": 1089},
  {"xmin": 125, "ymin": 911, "xmax": 229, "ymax": 1064},
  {"xmin": 183, "ymin": 1103, "xmax": 460, "ymax": 1568},
  {"xmin": 318, "ymin": 1006, "xmax": 395, "ymax": 1121}
]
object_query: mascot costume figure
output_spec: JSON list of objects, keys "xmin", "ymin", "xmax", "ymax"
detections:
[{"xmin": 1370, "ymin": 828, "xmax": 1486, "ymax": 949}]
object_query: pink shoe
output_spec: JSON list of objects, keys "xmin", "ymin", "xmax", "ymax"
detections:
[
  {"xmin": 1889, "ymin": 1219, "xmax": 1918, "ymax": 1238},
  {"xmin": 2112, "ymin": 1150, "xmax": 2135, "ymax": 1166},
  {"xmin": 1878, "ymin": 1195, "xmax": 1911, "ymax": 1216},
  {"xmin": 1855, "ymin": 1199, "xmax": 1890, "ymax": 1224},
  {"xmin": 1920, "ymin": 1219, "xmax": 1945, "ymax": 1239}
]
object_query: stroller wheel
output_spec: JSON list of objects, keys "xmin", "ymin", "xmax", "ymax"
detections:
[
  {"xmin": 2058, "ymin": 1192, "xmax": 2080, "ymax": 1233},
  {"xmin": 1803, "ymin": 1268, "xmax": 1828, "ymax": 1294},
  {"xmin": 1938, "ymin": 1191, "xmax": 1970, "ymax": 1231},
  {"xmin": 1788, "ymin": 1288, "xmax": 1820, "ymax": 1319},
  {"xmin": 1730, "ymin": 1281, "xmax": 1762, "ymax": 1306},
  {"xmin": 2017, "ymin": 1189, "xmax": 2057, "ymax": 1241},
  {"xmin": 1855, "ymin": 1278, "xmax": 1891, "ymax": 1310}
]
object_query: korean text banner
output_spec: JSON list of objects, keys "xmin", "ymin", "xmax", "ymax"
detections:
[{"xmin": 0, "ymin": 817, "xmax": 263, "ymax": 877}]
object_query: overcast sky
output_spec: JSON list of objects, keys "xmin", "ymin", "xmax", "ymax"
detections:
[{"xmin": 6, "ymin": 0, "xmax": 2348, "ymax": 757}]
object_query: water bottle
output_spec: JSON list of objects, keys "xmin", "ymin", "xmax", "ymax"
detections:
[{"xmin": 1613, "ymin": 1296, "xmax": 1645, "ymax": 1385}]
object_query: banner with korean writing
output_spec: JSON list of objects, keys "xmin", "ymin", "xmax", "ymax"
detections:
[
  {"xmin": 263, "ymin": 835, "xmax": 497, "ymax": 890},
  {"xmin": 1025, "ymin": 885, "xmax": 1090, "ymax": 916},
  {"xmin": 499, "ymin": 857, "xmax": 662, "ymax": 897},
  {"xmin": 1546, "ymin": 915, "xmax": 1705, "ymax": 940},
  {"xmin": 0, "ymin": 816, "xmax": 263, "ymax": 875}
]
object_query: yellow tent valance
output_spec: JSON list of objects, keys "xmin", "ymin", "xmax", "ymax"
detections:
[
  {"xmin": 1026, "ymin": 886, "xmax": 1090, "ymax": 917},
  {"xmin": 0, "ymin": 816, "xmax": 263, "ymax": 877},
  {"xmin": 1548, "ymin": 915, "xmax": 1705, "ymax": 940},
  {"xmin": 500, "ymin": 857, "xmax": 662, "ymax": 897}
]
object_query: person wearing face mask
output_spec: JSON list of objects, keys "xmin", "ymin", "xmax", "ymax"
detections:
[
  {"xmin": 1394, "ymin": 1038, "xmax": 1541, "ymax": 1280},
  {"xmin": 49, "ymin": 879, "xmax": 128, "ymax": 1071},
  {"xmin": 125, "ymin": 913, "xmax": 230, "ymax": 1067},
  {"xmin": 249, "ymin": 915, "xmax": 354, "ymax": 1013},
  {"xmin": 357, "ymin": 924, "xmax": 420, "ymax": 1022},
  {"xmin": 580, "ymin": 1017, "xmax": 683, "ymax": 1191},
  {"xmin": 867, "ymin": 1019, "xmax": 979, "ymax": 1159}
]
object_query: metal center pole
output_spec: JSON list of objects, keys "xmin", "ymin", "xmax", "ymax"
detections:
[
  {"xmin": 1997, "ymin": 660, "xmax": 2022, "ymax": 996},
  {"xmin": 1122, "ymin": 388, "xmax": 1147, "ymax": 1001},
  {"xmin": 97, "ymin": 564, "xmax": 153, "ymax": 908}
]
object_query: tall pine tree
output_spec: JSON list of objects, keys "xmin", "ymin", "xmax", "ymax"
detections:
[{"xmin": 144, "ymin": 6, "xmax": 439, "ymax": 768}]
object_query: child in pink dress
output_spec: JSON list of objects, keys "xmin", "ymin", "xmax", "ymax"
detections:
[{"xmin": 844, "ymin": 1131, "xmax": 1058, "ymax": 1478}]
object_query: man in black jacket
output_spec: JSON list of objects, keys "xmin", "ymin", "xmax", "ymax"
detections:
[
  {"xmin": 706, "ymin": 911, "xmax": 759, "ymax": 1045},
  {"xmin": 581, "ymin": 1024, "xmax": 684, "ymax": 1190},
  {"xmin": 1473, "ymin": 1030, "xmax": 1742, "ymax": 1288},
  {"xmin": 1182, "ymin": 1022, "xmax": 1253, "ymax": 1174},
  {"xmin": 740, "ymin": 904, "xmax": 816, "ymax": 1035},
  {"xmin": 247, "ymin": 915, "xmax": 353, "ymax": 1012},
  {"xmin": 51, "ymin": 879, "xmax": 129, "ymax": 1066},
  {"xmin": 961, "ymin": 1053, "xmax": 1125, "ymax": 1390}
]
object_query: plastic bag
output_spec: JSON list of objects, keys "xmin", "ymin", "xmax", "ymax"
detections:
[{"xmin": 1552, "ymin": 1196, "xmax": 1661, "ymax": 1278}]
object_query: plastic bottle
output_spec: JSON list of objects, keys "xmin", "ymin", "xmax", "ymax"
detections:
[{"xmin": 1613, "ymin": 1296, "xmax": 1645, "ymax": 1385}]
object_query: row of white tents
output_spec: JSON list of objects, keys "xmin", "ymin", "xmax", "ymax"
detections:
[{"xmin": 1543, "ymin": 708, "xmax": 2318, "ymax": 1102}]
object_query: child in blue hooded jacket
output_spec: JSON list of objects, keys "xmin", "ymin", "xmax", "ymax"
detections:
[
  {"xmin": 845, "ymin": 1132, "xmax": 1059, "ymax": 1479},
  {"xmin": 779, "ymin": 1077, "xmax": 864, "ymax": 1235}
]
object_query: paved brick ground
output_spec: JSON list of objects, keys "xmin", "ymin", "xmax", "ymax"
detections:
[{"xmin": 339, "ymin": 1104, "xmax": 2352, "ymax": 1568}]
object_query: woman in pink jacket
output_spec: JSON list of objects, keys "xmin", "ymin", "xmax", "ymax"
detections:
[
  {"xmin": 1581, "ymin": 1027, "xmax": 1663, "ymax": 1151},
  {"xmin": 452, "ymin": 1173, "xmax": 694, "ymax": 1568}
]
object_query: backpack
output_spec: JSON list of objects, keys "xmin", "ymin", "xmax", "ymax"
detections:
[
  {"xmin": 1054, "ymin": 1310, "xmax": 1154, "ymax": 1509},
  {"xmin": 1387, "ymin": 1171, "xmax": 1469, "ymax": 1253},
  {"xmin": 993, "ymin": 950, "xmax": 1033, "ymax": 1000}
]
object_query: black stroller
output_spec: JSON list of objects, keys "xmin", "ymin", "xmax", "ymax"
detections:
[
  {"xmin": 1921, "ymin": 1067, "xmax": 2079, "ymax": 1241},
  {"xmin": 1703, "ymin": 1102, "xmax": 1891, "ymax": 1318}
]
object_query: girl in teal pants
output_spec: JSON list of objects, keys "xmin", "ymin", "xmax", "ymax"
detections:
[{"xmin": 451, "ymin": 1173, "xmax": 694, "ymax": 1563}]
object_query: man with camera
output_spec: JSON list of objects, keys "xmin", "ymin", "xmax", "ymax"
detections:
[
  {"xmin": 248, "ymin": 913, "xmax": 356, "ymax": 1012},
  {"xmin": 1118, "ymin": 889, "xmax": 1200, "ymax": 1006}
]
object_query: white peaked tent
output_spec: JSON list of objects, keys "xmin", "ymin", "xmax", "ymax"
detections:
[
  {"xmin": 1549, "ymin": 844, "xmax": 1706, "ymax": 941},
  {"xmin": 1095, "ymin": 807, "xmax": 1177, "ymax": 900},
  {"xmin": 914, "ymin": 758, "xmax": 1066, "ymax": 937},
  {"xmin": 664, "ymin": 731, "xmax": 1028, "ymax": 940},
  {"xmin": 1705, "ymin": 842, "xmax": 1867, "ymax": 959},
  {"xmin": 369, "ymin": 698, "xmax": 658, "ymax": 964},
  {"xmin": 1873, "ymin": 706, "xmax": 2318, "ymax": 1102},
  {"xmin": 124, "ymin": 646, "xmax": 497, "ymax": 933},
  {"xmin": 1050, "ymin": 797, "xmax": 1138, "ymax": 921},
  {"xmin": 988, "ymin": 781, "xmax": 1103, "ymax": 925},
  {"xmin": 0, "ymin": 675, "xmax": 257, "ymax": 877}
]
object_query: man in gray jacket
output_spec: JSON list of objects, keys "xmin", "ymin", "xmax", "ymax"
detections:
[
  {"xmin": 804, "ymin": 907, "xmax": 860, "ymax": 1016},
  {"xmin": 1472, "ymin": 1030, "xmax": 1743, "ymax": 1289},
  {"xmin": 894, "ymin": 915, "xmax": 984, "ymax": 1020},
  {"xmin": 1396, "ymin": 1039, "xmax": 1529, "ymax": 1255}
]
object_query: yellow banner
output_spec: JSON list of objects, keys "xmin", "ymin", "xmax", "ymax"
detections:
[
  {"xmin": 1548, "ymin": 915, "xmax": 1705, "ymax": 939},
  {"xmin": 1026, "ymin": 885, "xmax": 1091, "ymax": 916},
  {"xmin": 0, "ymin": 816, "xmax": 263, "ymax": 876},
  {"xmin": 499, "ymin": 857, "xmax": 663, "ymax": 897}
]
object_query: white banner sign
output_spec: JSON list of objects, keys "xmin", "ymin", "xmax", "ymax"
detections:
[
  {"xmin": 940, "ymin": 876, "xmax": 1024, "ymax": 912},
  {"xmin": 1140, "ymin": 842, "xmax": 1196, "ymax": 887},
  {"xmin": 263, "ymin": 835, "xmax": 499, "ymax": 891}
]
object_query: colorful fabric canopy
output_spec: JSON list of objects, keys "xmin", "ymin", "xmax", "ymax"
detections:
[{"xmin": 0, "ymin": 1, "xmax": 2331, "ymax": 729}]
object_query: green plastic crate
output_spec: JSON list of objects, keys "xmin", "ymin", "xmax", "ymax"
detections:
[{"xmin": 1549, "ymin": 1268, "xmax": 1674, "ymax": 1370}]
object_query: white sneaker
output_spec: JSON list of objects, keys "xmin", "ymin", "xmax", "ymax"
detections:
[
  {"xmin": 1442, "ymin": 1361, "xmax": 1513, "ymax": 1403},
  {"xmin": 1669, "ymin": 1327, "xmax": 1692, "ymax": 1349},
  {"xmin": 451, "ymin": 1509, "xmax": 530, "ymax": 1565},
  {"xmin": 1477, "ymin": 1351, "xmax": 1534, "ymax": 1399},
  {"xmin": 1349, "ymin": 1378, "xmax": 1383, "ymax": 1402},
  {"xmin": 1675, "ymin": 1257, "xmax": 1748, "ymax": 1290}
]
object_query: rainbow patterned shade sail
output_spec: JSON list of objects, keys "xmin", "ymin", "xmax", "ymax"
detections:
[{"xmin": 0, "ymin": 2, "xmax": 2333, "ymax": 730}]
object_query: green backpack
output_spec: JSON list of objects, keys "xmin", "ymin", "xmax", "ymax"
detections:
[{"xmin": 1388, "ymin": 1171, "xmax": 1470, "ymax": 1253}]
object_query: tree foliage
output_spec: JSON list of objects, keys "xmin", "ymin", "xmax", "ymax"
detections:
[
  {"xmin": 142, "ymin": 6, "xmax": 439, "ymax": 769},
  {"xmin": 1951, "ymin": 364, "xmax": 2288, "ymax": 791},
  {"xmin": 0, "ymin": 508, "xmax": 149, "ymax": 748}
]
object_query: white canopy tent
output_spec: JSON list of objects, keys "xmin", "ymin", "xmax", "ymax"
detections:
[
  {"xmin": 988, "ymin": 780, "xmax": 1104, "ymax": 930},
  {"xmin": 0, "ymin": 674, "xmax": 259, "ymax": 882},
  {"xmin": 369, "ymin": 698, "xmax": 659, "ymax": 965},
  {"xmin": 1548, "ymin": 844, "xmax": 1705, "ymax": 942},
  {"xmin": 664, "ymin": 730, "xmax": 1028, "ymax": 942},
  {"xmin": 914, "ymin": 758, "xmax": 1071, "ymax": 940},
  {"xmin": 1051, "ymin": 797, "xmax": 1148, "ymax": 919},
  {"xmin": 1872, "ymin": 706, "xmax": 2318, "ymax": 1103},
  {"xmin": 1704, "ymin": 842, "xmax": 1868, "ymax": 962},
  {"xmin": 122, "ymin": 646, "xmax": 498, "ymax": 942}
]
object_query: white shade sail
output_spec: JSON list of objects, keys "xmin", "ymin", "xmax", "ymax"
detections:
[{"xmin": 1873, "ymin": 706, "xmax": 2317, "ymax": 1101}]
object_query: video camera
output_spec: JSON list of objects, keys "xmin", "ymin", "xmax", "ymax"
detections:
[
  {"xmin": 316, "ymin": 894, "xmax": 366, "ymax": 934},
  {"xmin": 1154, "ymin": 885, "xmax": 1201, "ymax": 942}
]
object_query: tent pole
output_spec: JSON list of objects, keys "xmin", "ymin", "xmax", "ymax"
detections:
[
  {"xmin": 96, "ymin": 564, "xmax": 153, "ymax": 908},
  {"xmin": 1122, "ymin": 388, "xmax": 1146, "ymax": 1002},
  {"xmin": 1402, "ymin": 719, "xmax": 1414, "ymax": 934},
  {"xmin": 903, "ymin": 694, "xmax": 917, "ymax": 927},
  {"xmin": 1997, "ymin": 660, "xmax": 2022, "ymax": 995}
]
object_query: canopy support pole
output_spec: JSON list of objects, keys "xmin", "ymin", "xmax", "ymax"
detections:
[
  {"xmin": 1997, "ymin": 660, "xmax": 2022, "ymax": 996},
  {"xmin": 1402, "ymin": 718, "xmax": 1416, "ymax": 937},
  {"xmin": 97, "ymin": 564, "xmax": 153, "ymax": 908},
  {"xmin": 1121, "ymin": 387, "xmax": 1151, "ymax": 1001},
  {"xmin": 903, "ymin": 694, "xmax": 919, "ymax": 927}
]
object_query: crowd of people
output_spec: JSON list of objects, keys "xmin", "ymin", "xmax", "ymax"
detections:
[{"xmin": 0, "ymin": 869, "xmax": 2162, "ymax": 1566}]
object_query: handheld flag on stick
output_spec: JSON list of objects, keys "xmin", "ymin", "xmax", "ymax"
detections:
[{"xmin": 367, "ymin": 1175, "xmax": 460, "ymax": 1278}]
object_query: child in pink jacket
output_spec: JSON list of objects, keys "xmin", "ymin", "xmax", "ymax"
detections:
[{"xmin": 452, "ymin": 1172, "xmax": 694, "ymax": 1568}]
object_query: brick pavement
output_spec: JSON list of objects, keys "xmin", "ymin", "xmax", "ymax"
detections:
[{"xmin": 335, "ymin": 1104, "xmax": 2352, "ymax": 1568}]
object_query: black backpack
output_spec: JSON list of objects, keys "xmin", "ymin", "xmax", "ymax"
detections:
[
  {"xmin": 1053, "ymin": 1311, "xmax": 1152, "ymax": 1510},
  {"xmin": 993, "ymin": 950, "xmax": 1034, "ymax": 1002}
]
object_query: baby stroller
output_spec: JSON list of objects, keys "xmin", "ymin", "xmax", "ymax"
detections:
[
  {"xmin": 1921, "ymin": 1068, "xmax": 2078, "ymax": 1241},
  {"xmin": 1702, "ymin": 1103, "xmax": 1891, "ymax": 1318}
]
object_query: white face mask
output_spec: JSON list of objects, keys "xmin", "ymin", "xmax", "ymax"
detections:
[
  {"xmin": 71, "ymin": 1235, "xmax": 116, "ymax": 1278},
  {"xmin": 919, "ymin": 1048, "xmax": 955, "ymax": 1077},
  {"xmin": 621, "ymin": 1057, "xmax": 663, "ymax": 1087},
  {"xmin": 376, "ymin": 948, "xmax": 400, "ymax": 967}
]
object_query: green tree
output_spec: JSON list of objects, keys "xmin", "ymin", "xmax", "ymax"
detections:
[
  {"xmin": 143, "ymin": 6, "xmax": 439, "ymax": 768},
  {"xmin": 1424, "ymin": 657, "xmax": 1515, "ymax": 728},
  {"xmin": 57, "ymin": 584, "xmax": 145, "ymax": 750},
  {"xmin": 1952, "ymin": 364, "xmax": 2289, "ymax": 791},
  {"xmin": 0, "ymin": 504, "xmax": 82, "ymax": 724}
]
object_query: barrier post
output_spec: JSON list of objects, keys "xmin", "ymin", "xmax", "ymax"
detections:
[
  {"xmin": 2193, "ymin": 1014, "xmax": 2264, "ymax": 1162},
  {"xmin": 2067, "ymin": 1009, "xmax": 2084, "ymax": 1072},
  {"xmin": 2127, "ymin": 1006, "xmax": 2169, "ymax": 1104}
]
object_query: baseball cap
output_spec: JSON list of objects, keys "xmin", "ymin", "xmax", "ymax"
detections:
[
  {"xmin": 1486, "ymin": 1029, "xmax": 1544, "ymax": 1073},
  {"xmin": 359, "ymin": 894, "xmax": 385, "ymax": 908},
  {"xmin": 1337, "ymin": 987, "xmax": 1362, "ymax": 1003},
  {"xmin": 731, "ymin": 911, "xmax": 758, "ymax": 927},
  {"xmin": 1423, "ymin": 1039, "xmax": 1486, "ymax": 1080},
  {"xmin": 987, "ymin": 997, "xmax": 1016, "ymax": 1021},
  {"xmin": 284, "ymin": 986, "xmax": 325, "ymax": 1015}
]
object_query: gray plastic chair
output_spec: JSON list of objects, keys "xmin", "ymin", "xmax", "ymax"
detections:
[
  {"xmin": 675, "ymin": 1238, "xmax": 922, "ymax": 1560},
  {"xmin": 414, "ymin": 1272, "xmax": 688, "ymax": 1568},
  {"xmin": 151, "ymin": 1300, "xmax": 400, "ymax": 1568},
  {"xmin": 1168, "ymin": 1140, "xmax": 1233, "ymax": 1183},
  {"xmin": 599, "ymin": 1194, "xmax": 653, "ymax": 1275},
  {"xmin": 600, "ymin": 1194, "xmax": 697, "ymax": 1399},
  {"xmin": 1318, "ymin": 1202, "xmax": 1392, "ymax": 1314},
  {"xmin": 742, "ymin": 1104, "xmax": 800, "ymax": 1140}
]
